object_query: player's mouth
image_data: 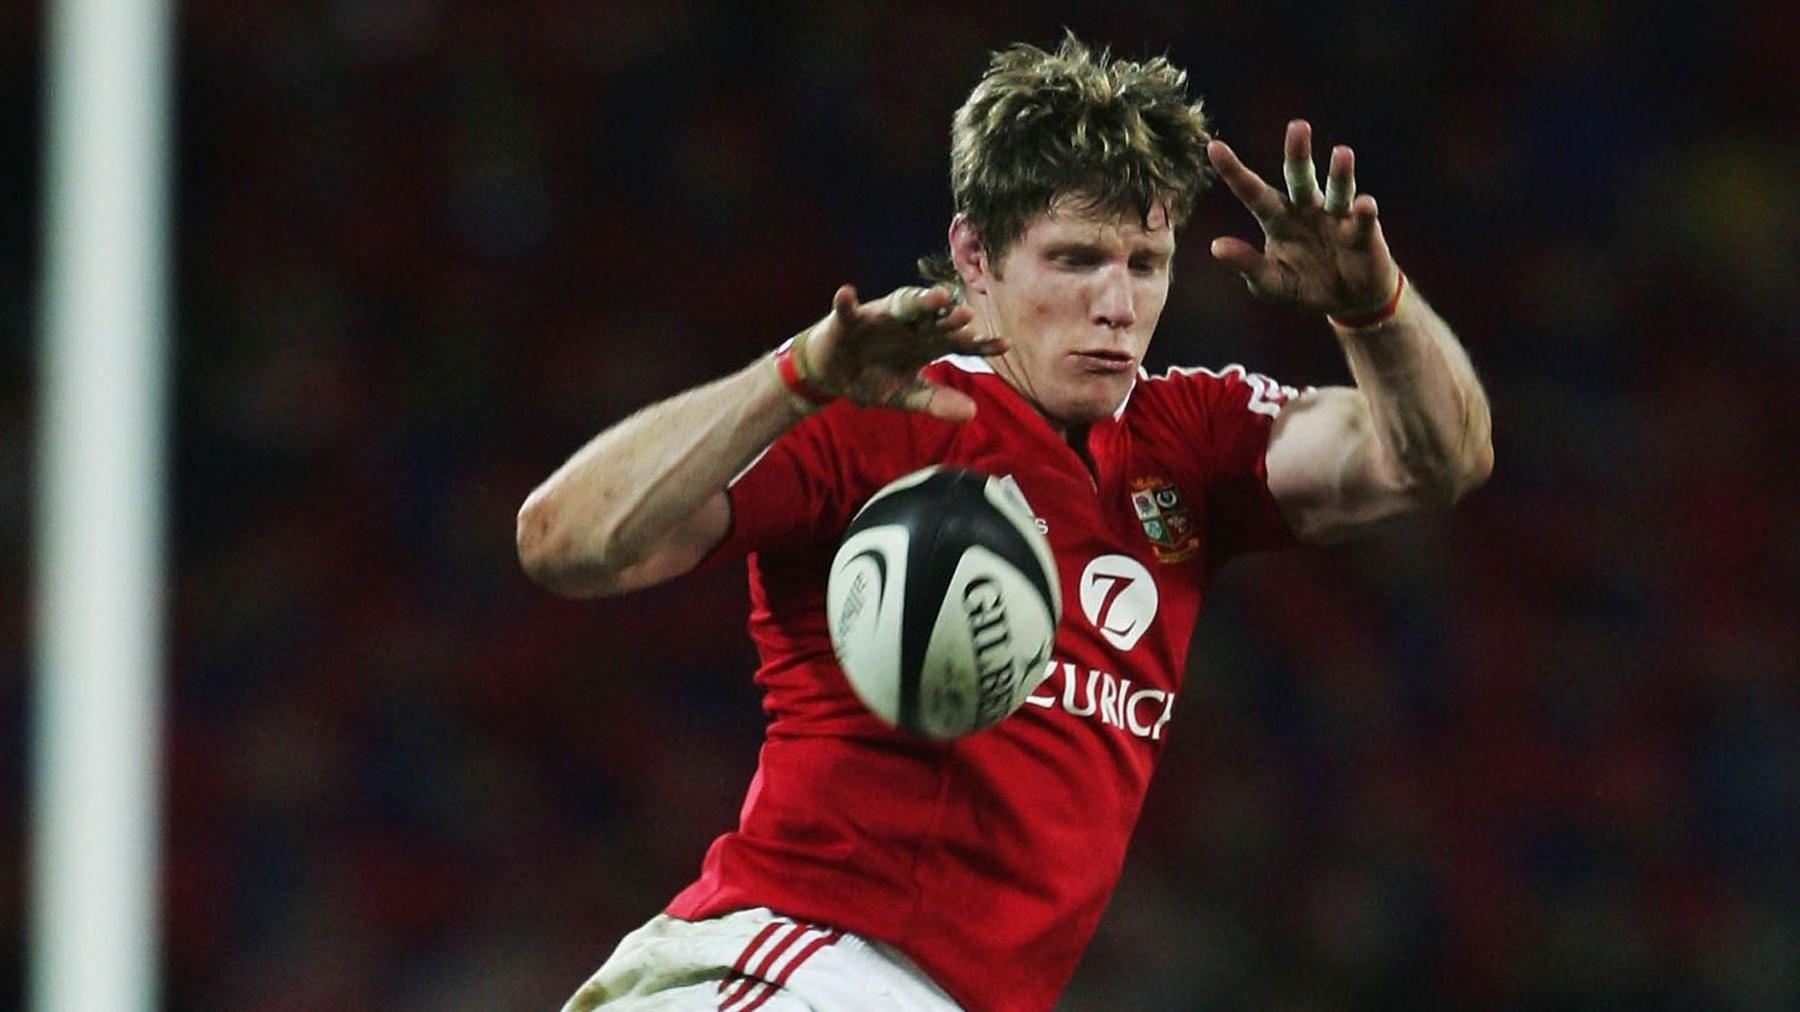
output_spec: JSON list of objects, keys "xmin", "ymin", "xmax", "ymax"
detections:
[{"xmin": 1071, "ymin": 349, "xmax": 1137, "ymax": 373}]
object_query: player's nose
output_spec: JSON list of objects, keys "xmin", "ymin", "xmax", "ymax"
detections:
[{"xmin": 1091, "ymin": 268, "xmax": 1136, "ymax": 330}]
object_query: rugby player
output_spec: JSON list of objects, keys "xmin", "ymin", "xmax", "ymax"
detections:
[{"xmin": 520, "ymin": 34, "xmax": 1493, "ymax": 1012}]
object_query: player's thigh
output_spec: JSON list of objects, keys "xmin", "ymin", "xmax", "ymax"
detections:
[
  {"xmin": 577, "ymin": 982, "xmax": 811, "ymax": 1011},
  {"xmin": 562, "ymin": 908, "xmax": 959, "ymax": 1012},
  {"xmin": 561, "ymin": 910, "xmax": 809, "ymax": 1012}
]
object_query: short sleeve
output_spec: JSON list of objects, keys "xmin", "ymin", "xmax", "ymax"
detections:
[
  {"xmin": 1162, "ymin": 365, "xmax": 1305, "ymax": 568},
  {"xmin": 697, "ymin": 408, "xmax": 853, "ymax": 568},
  {"xmin": 698, "ymin": 401, "xmax": 946, "ymax": 568}
]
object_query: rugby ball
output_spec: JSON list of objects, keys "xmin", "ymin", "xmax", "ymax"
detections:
[{"xmin": 826, "ymin": 467, "xmax": 1062, "ymax": 739}]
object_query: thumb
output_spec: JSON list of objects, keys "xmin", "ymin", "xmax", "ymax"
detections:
[
  {"xmin": 894, "ymin": 378, "xmax": 977, "ymax": 422},
  {"xmin": 832, "ymin": 284, "xmax": 860, "ymax": 327},
  {"xmin": 1209, "ymin": 236, "xmax": 1263, "ymax": 275},
  {"xmin": 1210, "ymin": 236, "xmax": 1285, "ymax": 297}
]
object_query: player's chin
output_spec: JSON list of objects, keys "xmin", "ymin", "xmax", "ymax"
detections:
[{"xmin": 1048, "ymin": 378, "xmax": 1132, "ymax": 425}]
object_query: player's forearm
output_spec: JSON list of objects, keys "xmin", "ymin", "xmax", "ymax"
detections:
[
  {"xmin": 1336, "ymin": 287, "xmax": 1493, "ymax": 503},
  {"xmin": 516, "ymin": 352, "xmax": 798, "ymax": 585}
]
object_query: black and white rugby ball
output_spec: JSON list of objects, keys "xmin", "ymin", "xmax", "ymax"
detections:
[{"xmin": 826, "ymin": 467, "xmax": 1062, "ymax": 739}]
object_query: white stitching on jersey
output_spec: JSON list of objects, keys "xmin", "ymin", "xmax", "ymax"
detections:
[
  {"xmin": 1152, "ymin": 363, "xmax": 1304, "ymax": 418},
  {"xmin": 935, "ymin": 353, "xmax": 995, "ymax": 374}
]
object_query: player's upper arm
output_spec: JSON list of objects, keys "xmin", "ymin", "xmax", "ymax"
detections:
[
  {"xmin": 1264, "ymin": 385, "xmax": 1439, "ymax": 544},
  {"xmin": 522, "ymin": 491, "xmax": 732, "ymax": 599}
]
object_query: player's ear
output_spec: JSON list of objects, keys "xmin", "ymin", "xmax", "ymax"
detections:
[{"xmin": 949, "ymin": 215, "xmax": 990, "ymax": 294}]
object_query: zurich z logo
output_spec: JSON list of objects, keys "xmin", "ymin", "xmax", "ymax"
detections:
[{"xmin": 1078, "ymin": 555, "xmax": 1158, "ymax": 651}]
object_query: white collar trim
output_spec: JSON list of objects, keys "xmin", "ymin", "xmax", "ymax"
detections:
[{"xmin": 937, "ymin": 353, "xmax": 996, "ymax": 374}]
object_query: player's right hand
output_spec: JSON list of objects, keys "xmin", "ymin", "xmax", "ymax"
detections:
[{"xmin": 798, "ymin": 284, "xmax": 1005, "ymax": 422}]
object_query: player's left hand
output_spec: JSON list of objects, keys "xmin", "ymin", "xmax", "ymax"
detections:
[{"xmin": 1207, "ymin": 120, "xmax": 1400, "ymax": 319}]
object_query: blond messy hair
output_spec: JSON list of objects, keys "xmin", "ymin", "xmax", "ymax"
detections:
[{"xmin": 920, "ymin": 32, "xmax": 1214, "ymax": 286}]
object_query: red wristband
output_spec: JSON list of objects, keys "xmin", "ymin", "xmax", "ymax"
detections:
[
  {"xmin": 774, "ymin": 339, "xmax": 836, "ymax": 408},
  {"xmin": 1329, "ymin": 270, "xmax": 1406, "ymax": 330}
]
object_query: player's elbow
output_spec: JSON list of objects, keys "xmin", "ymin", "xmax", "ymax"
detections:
[
  {"xmin": 1442, "ymin": 396, "xmax": 1496, "ymax": 502},
  {"xmin": 1443, "ymin": 424, "xmax": 1496, "ymax": 503},
  {"xmin": 516, "ymin": 493, "xmax": 621, "ymax": 599},
  {"xmin": 515, "ymin": 494, "xmax": 575, "ymax": 591},
  {"xmin": 1409, "ymin": 432, "xmax": 1494, "ymax": 508},
  {"xmin": 516, "ymin": 495, "xmax": 555, "ymax": 578},
  {"xmin": 1462, "ymin": 435, "xmax": 1495, "ymax": 494}
]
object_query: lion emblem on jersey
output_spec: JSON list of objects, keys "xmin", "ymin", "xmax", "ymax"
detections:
[{"xmin": 1128, "ymin": 476, "xmax": 1199, "ymax": 564}]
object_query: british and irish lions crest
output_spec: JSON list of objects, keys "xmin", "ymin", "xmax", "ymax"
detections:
[{"xmin": 1129, "ymin": 476, "xmax": 1198, "ymax": 564}]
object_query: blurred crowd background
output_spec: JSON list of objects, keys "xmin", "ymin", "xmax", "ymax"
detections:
[{"xmin": 3, "ymin": 1, "xmax": 1797, "ymax": 1008}]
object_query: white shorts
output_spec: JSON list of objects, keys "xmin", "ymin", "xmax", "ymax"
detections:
[{"xmin": 560, "ymin": 907, "xmax": 963, "ymax": 1011}]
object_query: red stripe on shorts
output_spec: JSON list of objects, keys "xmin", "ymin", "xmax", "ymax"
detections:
[
  {"xmin": 734, "ymin": 930, "xmax": 844, "ymax": 1012},
  {"xmin": 718, "ymin": 922, "xmax": 811, "ymax": 1010},
  {"xmin": 717, "ymin": 921, "xmax": 785, "ymax": 995}
]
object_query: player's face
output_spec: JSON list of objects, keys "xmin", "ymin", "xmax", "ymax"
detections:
[{"xmin": 981, "ymin": 198, "xmax": 1175, "ymax": 427}]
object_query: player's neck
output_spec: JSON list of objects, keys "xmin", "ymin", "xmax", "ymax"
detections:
[{"xmin": 990, "ymin": 353, "xmax": 1071, "ymax": 438}]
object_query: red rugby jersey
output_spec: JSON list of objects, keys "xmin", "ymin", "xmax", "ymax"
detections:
[{"xmin": 667, "ymin": 356, "xmax": 1300, "ymax": 1011}]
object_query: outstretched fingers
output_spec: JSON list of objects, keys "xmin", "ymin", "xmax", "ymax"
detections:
[
  {"xmin": 818, "ymin": 282, "xmax": 1003, "ymax": 419},
  {"xmin": 1351, "ymin": 193, "xmax": 1381, "ymax": 245},
  {"xmin": 1324, "ymin": 145, "xmax": 1356, "ymax": 215},
  {"xmin": 880, "ymin": 284, "xmax": 1004, "ymax": 357},
  {"xmin": 1207, "ymin": 139, "xmax": 1285, "ymax": 225},
  {"xmin": 1283, "ymin": 120, "xmax": 1322, "ymax": 208},
  {"xmin": 883, "ymin": 285, "xmax": 942, "ymax": 323},
  {"xmin": 883, "ymin": 284, "xmax": 979, "ymax": 326}
]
